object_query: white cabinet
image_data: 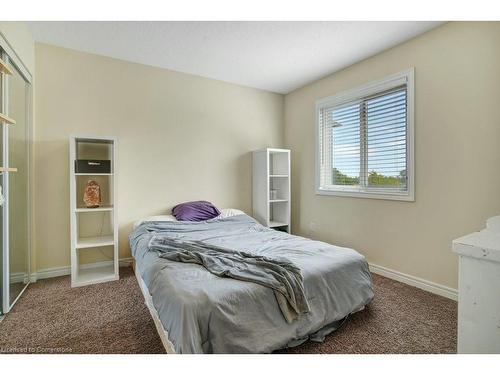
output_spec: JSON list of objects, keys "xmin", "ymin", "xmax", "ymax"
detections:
[
  {"xmin": 69, "ymin": 136, "xmax": 119, "ymax": 287},
  {"xmin": 452, "ymin": 216, "xmax": 500, "ymax": 353},
  {"xmin": 252, "ymin": 148, "xmax": 290, "ymax": 233}
]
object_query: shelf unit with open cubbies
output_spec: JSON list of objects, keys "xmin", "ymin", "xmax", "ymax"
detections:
[
  {"xmin": 252, "ymin": 148, "xmax": 291, "ymax": 233},
  {"xmin": 69, "ymin": 136, "xmax": 118, "ymax": 287}
]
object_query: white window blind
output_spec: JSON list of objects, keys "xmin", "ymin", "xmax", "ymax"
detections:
[{"xmin": 316, "ymin": 69, "xmax": 414, "ymax": 201}]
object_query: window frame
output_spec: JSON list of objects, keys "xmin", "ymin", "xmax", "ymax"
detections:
[{"xmin": 315, "ymin": 68, "xmax": 415, "ymax": 201}]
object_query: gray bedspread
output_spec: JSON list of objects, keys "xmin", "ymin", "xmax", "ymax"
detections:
[
  {"xmin": 149, "ymin": 237, "xmax": 310, "ymax": 323},
  {"xmin": 130, "ymin": 214, "xmax": 374, "ymax": 353}
]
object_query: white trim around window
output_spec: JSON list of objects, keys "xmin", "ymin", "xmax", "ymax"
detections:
[{"xmin": 315, "ymin": 68, "xmax": 415, "ymax": 201}]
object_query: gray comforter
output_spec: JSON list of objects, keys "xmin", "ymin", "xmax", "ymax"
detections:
[
  {"xmin": 130, "ymin": 214, "xmax": 374, "ymax": 353},
  {"xmin": 149, "ymin": 237, "xmax": 310, "ymax": 323}
]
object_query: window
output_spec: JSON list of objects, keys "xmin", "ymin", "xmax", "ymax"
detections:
[{"xmin": 316, "ymin": 69, "xmax": 414, "ymax": 201}]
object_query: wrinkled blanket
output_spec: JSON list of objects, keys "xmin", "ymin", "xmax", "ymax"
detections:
[{"xmin": 149, "ymin": 236, "xmax": 310, "ymax": 322}]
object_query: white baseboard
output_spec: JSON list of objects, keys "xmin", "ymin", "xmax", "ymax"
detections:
[
  {"xmin": 31, "ymin": 257, "xmax": 134, "ymax": 282},
  {"xmin": 369, "ymin": 263, "xmax": 458, "ymax": 301},
  {"xmin": 9, "ymin": 272, "xmax": 29, "ymax": 284}
]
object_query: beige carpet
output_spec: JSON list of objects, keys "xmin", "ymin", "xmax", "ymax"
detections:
[{"xmin": 0, "ymin": 267, "xmax": 457, "ymax": 354}]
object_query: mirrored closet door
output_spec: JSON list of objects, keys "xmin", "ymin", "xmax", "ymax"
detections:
[{"xmin": 0, "ymin": 41, "xmax": 32, "ymax": 315}]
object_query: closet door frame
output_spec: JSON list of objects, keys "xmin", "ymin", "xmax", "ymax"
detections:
[{"xmin": 0, "ymin": 32, "xmax": 33, "ymax": 314}]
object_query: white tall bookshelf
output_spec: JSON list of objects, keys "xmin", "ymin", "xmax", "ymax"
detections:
[
  {"xmin": 69, "ymin": 136, "xmax": 118, "ymax": 287},
  {"xmin": 252, "ymin": 148, "xmax": 291, "ymax": 233}
]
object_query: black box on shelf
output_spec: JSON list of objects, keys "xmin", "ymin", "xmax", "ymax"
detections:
[{"xmin": 75, "ymin": 159, "xmax": 111, "ymax": 174}]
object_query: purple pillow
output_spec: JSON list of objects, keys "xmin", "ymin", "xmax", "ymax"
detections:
[{"xmin": 172, "ymin": 201, "xmax": 221, "ymax": 222}]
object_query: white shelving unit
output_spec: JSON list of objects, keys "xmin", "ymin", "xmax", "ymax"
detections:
[
  {"xmin": 252, "ymin": 148, "xmax": 291, "ymax": 233},
  {"xmin": 69, "ymin": 136, "xmax": 118, "ymax": 287}
]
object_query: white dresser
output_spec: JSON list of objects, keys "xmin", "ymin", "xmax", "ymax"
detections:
[{"xmin": 452, "ymin": 216, "xmax": 500, "ymax": 354}]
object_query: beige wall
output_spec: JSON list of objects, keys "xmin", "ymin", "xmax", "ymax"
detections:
[
  {"xmin": 284, "ymin": 22, "xmax": 500, "ymax": 289},
  {"xmin": 0, "ymin": 22, "xmax": 35, "ymax": 74},
  {"xmin": 34, "ymin": 43, "xmax": 284, "ymax": 271},
  {"xmin": 33, "ymin": 22, "xmax": 500, "ymax": 289}
]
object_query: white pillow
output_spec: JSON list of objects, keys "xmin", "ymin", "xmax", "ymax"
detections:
[
  {"xmin": 133, "ymin": 215, "xmax": 177, "ymax": 229},
  {"xmin": 217, "ymin": 208, "xmax": 245, "ymax": 218}
]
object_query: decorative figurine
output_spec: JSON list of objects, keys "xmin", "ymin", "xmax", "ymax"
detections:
[{"xmin": 83, "ymin": 180, "xmax": 101, "ymax": 208}]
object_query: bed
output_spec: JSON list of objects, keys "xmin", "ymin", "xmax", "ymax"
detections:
[{"xmin": 129, "ymin": 210, "xmax": 374, "ymax": 353}]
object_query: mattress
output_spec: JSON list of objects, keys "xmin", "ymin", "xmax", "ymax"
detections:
[{"xmin": 130, "ymin": 214, "xmax": 374, "ymax": 353}]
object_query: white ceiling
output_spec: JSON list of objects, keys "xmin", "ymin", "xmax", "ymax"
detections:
[{"xmin": 28, "ymin": 21, "xmax": 443, "ymax": 94}]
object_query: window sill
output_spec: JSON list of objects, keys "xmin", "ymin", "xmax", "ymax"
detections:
[{"xmin": 315, "ymin": 187, "xmax": 415, "ymax": 202}]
